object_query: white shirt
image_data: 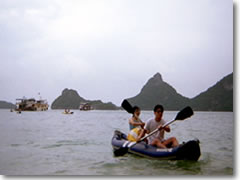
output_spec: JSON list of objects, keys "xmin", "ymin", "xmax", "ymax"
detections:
[{"xmin": 145, "ymin": 118, "xmax": 166, "ymax": 144}]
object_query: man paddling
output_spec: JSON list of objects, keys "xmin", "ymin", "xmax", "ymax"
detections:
[{"xmin": 145, "ymin": 104, "xmax": 179, "ymax": 148}]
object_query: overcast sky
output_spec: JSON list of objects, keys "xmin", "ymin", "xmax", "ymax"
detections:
[{"xmin": 0, "ymin": 0, "xmax": 233, "ymax": 106}]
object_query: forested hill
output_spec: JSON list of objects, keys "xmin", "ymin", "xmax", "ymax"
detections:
[
  {"xmin": 127, "ymin": 73, "xmax": 190, "ymax": 110},
  {"xmin": 190, "ymin": 73, "xmax": 233, "ymax": 111},
  {"xmin": 0, "ymin": 101, "xmax": 15, "ymax": 109},
  {"xmin": 51, "ymin": 88, "xmax": 119, "ymax": 110},
  {"xmin": 127, "ymin": 72, "xmax": 233, "ymax": 111}
]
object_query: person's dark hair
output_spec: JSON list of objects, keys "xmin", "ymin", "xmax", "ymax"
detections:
[
  {"xmin": 154, "ymin": 104, "xmax": 164, "ymax": 113},
  {"xmin": 132, "ymin": 106, "xmax": 140, "ymax": 114}
]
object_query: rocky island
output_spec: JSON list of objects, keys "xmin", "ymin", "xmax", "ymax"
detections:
[
  {"xmin": 0, "ymin": 101, "xmax": 15, "ymax": 109},
  {"xmin": 126, "ymin": 72, "xmax": 233, "ymax": 111},
  {"xmin": 51, "ymin": 88, "xmax": 119, "ymax": 110},
  {"xmin": 1, "ymin": 72, "xmax": 232, "ymax": 112}
]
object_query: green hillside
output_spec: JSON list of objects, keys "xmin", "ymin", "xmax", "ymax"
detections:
[
  {"xmin": 127, "ymin": 73, "xmax": 190, "ymax": 110},
  {"xmin": 190, "ymin": 73, "xmax": 233, "ymax": 111},
  {"xmin": 127, "ymin": 72, "xmax": 233, "ymax": 111},
  {"xmin": 51, "ymin": 88, "xmax": 119, "ymax": 110},
  {"xmin": 0, "ymin": 101, "xmax": 15, "ymax": 109}
]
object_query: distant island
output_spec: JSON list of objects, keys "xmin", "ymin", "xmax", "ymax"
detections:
[
  {"xmin": 127, "ymin": 72, "xmax": 233, "ymax": 111},
  {"xmin": 0, "ymin": 101, "xmax": 15, "ymax": 109},
  {"xmin": 127, "ymin": 73, "xmax": 190, "ymax": 110},
  {"xmin": 51, "ymin": 88, "xmax": 119, "ymax": 110},
  {"xmin": 190, "ymin": 73, "xmax": 233, "ymax": 111},
  {"xmin": 0, "ymin": 72, "xmax": 233, "ymax": 111}
]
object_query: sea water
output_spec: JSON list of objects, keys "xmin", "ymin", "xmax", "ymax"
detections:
[{"xmin": 0, "ymin": 109, "xmax": 233, "ymax": 175}]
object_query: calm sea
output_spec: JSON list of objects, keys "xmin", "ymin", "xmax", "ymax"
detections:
[{"xmin": 0, "ymin": 109, "xmax": 233, "ymax": 175}]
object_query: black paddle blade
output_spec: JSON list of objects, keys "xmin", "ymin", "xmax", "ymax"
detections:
[
  {"xmin": 121, "ymin": 99, "xmax": 133, "ymax": 114},
  {"xmin": 113, "ymin": 147, "xmax": 128, "ymax": 156},
  {"xmin": 175, "ymin": 106, "xmax": 193, "ymax": 120}
]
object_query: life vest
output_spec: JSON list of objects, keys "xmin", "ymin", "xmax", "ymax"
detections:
[{"xmin": 127, "ymin": 127, "xmax": 141, "ymax": 142}]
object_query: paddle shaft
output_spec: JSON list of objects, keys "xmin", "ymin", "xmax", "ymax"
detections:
[
  {"xmin": 126, "ymin": 119, "xmax": 177, "ymax": 148},
  {"xmin": 121, "ymin": 101, "xmax": 192, "ymax": 142},
  {"xmin": 138, "ymin": 106, "xmax": 193, "ymax": 142},
  {"xmin": 139, "ymin": 119, "xmax": 176, "ymax": 142}
]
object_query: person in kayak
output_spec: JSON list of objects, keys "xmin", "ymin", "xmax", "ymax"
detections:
[
  {"xmin": 129, "ymin": 106, "xmax": 145, "ymax": 130},
  {"xmin": 145, "ymin": 104, "xmax": 179, "ymax": 148}
]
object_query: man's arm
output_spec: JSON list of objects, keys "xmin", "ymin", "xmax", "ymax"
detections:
[
  {"xmin": 162, "ymin": 119, "xmax": 170, "ymax": 132},
  {"xmin": 144, "ymin": 120, "xmax": 150, "ymax": 134},
  {"xmin": 164, "ymin": 125, "xmax": 170, "ymax": 132},
  {"xmin": 158, "ymin": 124, "xmax": 170, "ymax": 132}
]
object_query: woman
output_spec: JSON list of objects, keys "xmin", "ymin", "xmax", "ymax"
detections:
[{"xmin": 129, "ymin": 106, "xmax": 145, "ymax": 130}]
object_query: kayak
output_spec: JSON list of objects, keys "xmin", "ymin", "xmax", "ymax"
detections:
[
  {"xmin": 62, "ymin": 112, "xmax": 74, "ymax": 114},
  {"xmin": 111, "ymin": 130, "xmax": 201, "ymax": 161}
]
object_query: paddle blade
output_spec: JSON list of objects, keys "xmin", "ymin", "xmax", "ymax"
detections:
[
  {"xmin": 175, "ymin": 106, "xmax": 193, "ymax": 120},
  {"xmin": 113, "ymin": 147, "xmax": 128, "ymax": 156},
  {"xmin": 121, "ymin": 99, "xmax": 133, "ymax": 114}
]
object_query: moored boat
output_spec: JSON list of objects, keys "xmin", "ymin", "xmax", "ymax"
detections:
[
  {"xmin": 112, "ymin": 130, "xmax": 201, "ymax": 161},
  {"xmin": 15, "ymin": 97, "xmax": 48, "ymax": 111},
  {"xmin": 79, "ymin": 103, "xmax": 93, "ymax": 111},
  {"xmin": 62, "ymin": 112, "xmax": 74, "ymax": 114}
]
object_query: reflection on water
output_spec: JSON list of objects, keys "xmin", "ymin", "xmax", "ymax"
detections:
[{"xmin": 0, "ymin": 110, "xmax": 233, "ymax": 175}]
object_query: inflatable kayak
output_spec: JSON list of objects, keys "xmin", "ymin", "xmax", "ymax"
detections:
[{"xmin": 112, "ymin": 130, "xmax": 201, "ymax": 161}]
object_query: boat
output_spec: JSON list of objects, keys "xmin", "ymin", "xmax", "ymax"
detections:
[
  {"xmin": 15, "ymin": 97, "xmax": 48, "ymax": 111},
  {"xmin": 62, "ymin": 112, "xmax": 74, "ymax": 114},
  {"xmin": 79, "ymin": 103, "xmax": 93, "ymax": 111},
  {"xmin": 62, "ymin": 109, "xmax": 74, "ymax": 114},
  {"xmin": 111, "ymin": 130, "xmax": 201, "ymax": 161}
]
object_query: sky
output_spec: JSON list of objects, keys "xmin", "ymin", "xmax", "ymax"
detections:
[{"xmin": 0, "ymin": 0, "xmax": 233, "ymax": 106}]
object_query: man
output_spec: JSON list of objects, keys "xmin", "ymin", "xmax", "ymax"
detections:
[{"xmin": 145, "ymin": 104, "xmax": 179, "ymax": 148}]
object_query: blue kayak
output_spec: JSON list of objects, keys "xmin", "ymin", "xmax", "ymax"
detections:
[{"xmin": 111, "ymin": 130, "xmax": 201, "ymax": 161}]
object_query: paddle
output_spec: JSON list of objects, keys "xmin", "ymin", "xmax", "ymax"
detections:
[
  {"xmin": 121, "ymin": 99, "xmax": 134, "ymax": 114},
  {"xmin": 114, "ymin": 105, "xmax": 194, "ymax": 156}
]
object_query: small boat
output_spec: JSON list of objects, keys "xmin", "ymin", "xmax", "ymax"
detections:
[
  {"xmin": 62, "ymin": 112, "xmax": 74, "ymax": 114},
  {"xmin": 79, "ymin": 103, "xmax": 93, "ymax": 111},
  {"xmin": 111, "ymin": 130, "xmax": 201, "ymax": 161}
]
